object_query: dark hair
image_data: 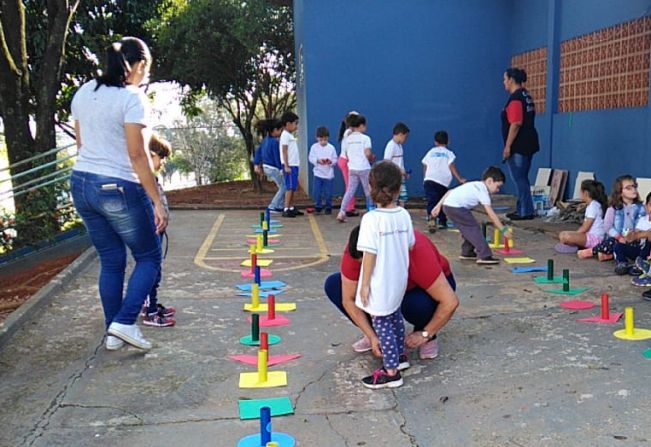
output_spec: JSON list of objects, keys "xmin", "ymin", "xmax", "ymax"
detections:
[
  {"xmin": 316, "ymin": 126, "xmax": 329, "ymax": 138},
  {"xmin": 370, "ymin": 160, "xmax": 402, "ymax": 206},
  {"xmin": 280, "ymin": 111, "xmax": 299, "ymax": 126},
  {"xmin": 392, "ymin": 122, "xmax": 410, "ymax": 135},
  {"xmin": 149, "ymin": 133, "xmax": 171, "ymax": 159},
  {"xmin": 581, "ymin": 179, "xmax": 608, "ymax": 216},
  {"xmin": 255, "ymin": 118, "xmax": 283, "ymax": 137},
  {"xmin": 482, "ymin": 166, "xmax": 505, "ymax": 183},
  {"xmin": 646, "ymin": 192, "xmax": 651, "ymax": 204},
  {"xmin": 434, "ymin": 130, "xmax": 448, "ymax": 145},
  {"xmin": 609, "ymin": 174, "xmax": 641, "ymax": 209},
  {"xmin": 347, "ymin": 225, "xmax": 362, "ymax": 259},
  {"xmin": 95, "ymin": 37, "xmax": 151, "ymax": 90},
  {"xmin": 347, "ymin": 114, "xmax": 367, "ymax": 128},
  {"xmin": 505, "ymin": 67, "xmax": 527, "ymax": 84},
  {"xmin": 337, "ymin": 111, "xmax": 359, "ymax": 142}
]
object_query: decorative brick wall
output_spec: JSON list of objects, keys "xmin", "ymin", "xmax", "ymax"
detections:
[
  {"xmin": 511, "ymin": 47, "xmax": 547, "ymax": 113},
  {"xmin": 559, "ymin": 16, "xmax": 651, "ymax": 112}
]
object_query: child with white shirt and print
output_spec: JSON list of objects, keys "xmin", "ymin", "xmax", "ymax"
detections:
[
  {"xmin": 422, "ymin": 130, "xmax": 466, "ymax": 233},
  {"xmin": 279, "ymin": 111, "xmax": 302, "ymax": 218},
  {"xmin": 557, "ymin": 179, "xmax": 607, "ymax": 252},
  {"xmin": 357, "ymin": 160, "xmax": 415, "ymax": 389},
  {"xmin": 432, "ymin": 166, "xmax": 512, "ymax": 265},
  {"xmin": 308, "ymin": 126, "xmax": 337, "ymax": 214},
  {"xmin": 337, "ymin": 114, "xmax": 374, "ymax": 223},
  {"xmin": 383, "ymin": 122, "xmax": 410, "ymax": 206}
]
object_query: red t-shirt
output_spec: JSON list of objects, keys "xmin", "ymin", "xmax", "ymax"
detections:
[
  {"xmin": 506, "ymin": 100, "xmax": 523, "ymax": 124},
  {"xmin": 340, "ymin": 230, "xmax": 451, "ymax": 291}
]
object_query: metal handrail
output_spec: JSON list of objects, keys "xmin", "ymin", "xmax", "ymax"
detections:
[
  {"xmin": 9, "ymin": 173, "xmax": 73, "ymax": 199},
  {"xmin": 0, "ymin": 152, "xmax": 76, "ymax": 184},
  {"xmin": 2, "ymin": 166, "xmax": 72, "ymax": 197},
  {"xmin": 0, "ymin": 143, "xmax": 75, "ymax": 175}
]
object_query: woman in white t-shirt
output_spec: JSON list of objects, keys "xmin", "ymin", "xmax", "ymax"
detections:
[
  {"xmin": 70, "ymin": 37, "xmax": 166, "ymax": 351},
  {"xmin": 336, "ymin": 114, "xmax": 374, "ymax": 222},
  {"xmin": 558, "ymin": 180, "xmax": 608, "ymax": 252}
]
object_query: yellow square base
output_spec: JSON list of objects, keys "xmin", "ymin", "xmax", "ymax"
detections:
[
  {"xmin": 241, "ymin": 259, "xmax": 273, "ymax": 267},
  {"xmin": 239, "ymin": 371, "xmax": 287, "ymax": 388},
  {"xmin": 244, "ymin": 302, "xmax": 297, "ymax": 312},
  {"xmin": 503, "ymin": 257, "xmax": 536, "ymax": 264}
]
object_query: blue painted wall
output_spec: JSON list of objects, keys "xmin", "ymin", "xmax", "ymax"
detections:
[
  {"xmin": 295, "ymin": 0, "xmax": 513, "ymax": 198},
  {"xmin": 295, "ymin": 0, "xmax": 651, "ymax": 200}
]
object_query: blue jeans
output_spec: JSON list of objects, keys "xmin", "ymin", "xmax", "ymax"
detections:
[
  {"xmin": 71, "ymin": 171, "xmax": 161, "ymax": 327},
  {"xmin": 424, "ymin": 180, "xmax": 448, "ymax": 224},
  {"xmin": 263, "ymin": 165, "xmax": 285, "ymax": 210},
  {"xmin": 507, "ymin": 153, "xmax": 534, "ymax": 217},
  {"xmin": 313, "ymin": 176, "xmax": 333, "ymax": 210},
  {"xmin": 324, "ymin": 272, "xmax": 456, "ymax": 333}
]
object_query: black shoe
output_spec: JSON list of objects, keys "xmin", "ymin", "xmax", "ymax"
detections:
[
  {"xmin": 398, "ymin": 353, "xmax": 410, "ymax": 371},
  {"xmin": 643, "ymin": 289, "xmax": 651, "ymax": 301},
  {"xmin": 506, "ymin": 212, "xmax": 535, "ymax": 221},
  {"xmin": 324, "ymin": 208, "xmax": 332, "ymax": 215},
  {"xmin": 282, "ymin": 210, "xmax": 295, "ymax": 218},
  {"xmin": 438, "ymin": 222, "xmax": 449, "ymax": 230},
  {"xmin": 362, "ymin": 368, "xmax": 403, "ymax": 389},
  {"xmin": 629, "ymin": 266, "xmax": 644, "ymax": 276},
  {"xmin": 459, "ymin": 252, "xmax": 477, "ymax": 260},
  {"xmin": 292, "ymin": 208, "xmax": 304, "ymax": 216},
  {"xmin": 346, "ymin": 210, "xmax": 360, "ymax": 217},
  {"xmin": 615, "ymin": 262, "xmax": 631, "ymax": 275},
  {"xmin": 314, "ymin": 208, "xmax": 322, "ymax": 215},
  {"xmin": 477, "ymin": 256, "xmax": 500, "ymax": 265}
]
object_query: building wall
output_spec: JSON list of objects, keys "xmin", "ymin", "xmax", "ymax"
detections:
[
  {"xmin": 294, "ymin": 0, "xmax": 513, "ymax": 198},
  {"xmin": 295, "ymin": 0, "xmax": 651, "ymax": 200}
]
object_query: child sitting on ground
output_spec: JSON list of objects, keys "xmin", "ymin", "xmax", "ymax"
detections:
[
  {"xmin": 422, "ymin": 130, "xmax": 466, "ymax": 233},
  {"xmin": 142, "ymin": 133, "xmax": 176, "ymax": 327},
  {"xmin": 308, "ymin": 126, "xmax": 337, "ymax": 214},
  {"xmin": 614, "ymin": 192, "xmax": 651, "ymax": 276},
  {"xmin": 557, "ymin": 179, "xmax": 607, "ymax": 255},
  {"xmin": 357, "ymin": 160, "xmax": 415, "ymax": 389},
  {"xmin": 432, "ymin": 166, "xmax": 511, "ymax": 265},
  {"xmin": 580, "ymin": 175, "xmax": 646, "ymax": 261}
]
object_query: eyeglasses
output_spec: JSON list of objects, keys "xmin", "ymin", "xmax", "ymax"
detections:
[{"xmin": 624, "ymin": 184, "xmax": 639, "ymax": 190}]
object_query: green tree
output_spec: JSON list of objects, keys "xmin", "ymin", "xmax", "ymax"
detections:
[
  {"xmin": 152, "ymin": 0, "xmax": 295, "ymax": 191},
  {"xmin": 0, "ymin": 0, "xmax": 163, "ymax": 247}
]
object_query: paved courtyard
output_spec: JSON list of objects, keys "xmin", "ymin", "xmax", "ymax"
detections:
[{"xmin": 1, "ymin": 209, "xmax": 650, "ymax": 446}]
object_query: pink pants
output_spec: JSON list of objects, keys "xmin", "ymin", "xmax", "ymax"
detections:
[{"xmin": 337, "ymin": 157, "xmax": 356, "ymax": 212}]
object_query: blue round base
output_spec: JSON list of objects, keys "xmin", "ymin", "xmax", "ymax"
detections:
[{"xmin": 237, "ymin": 432, "xmax": 296, "ymax": 447}]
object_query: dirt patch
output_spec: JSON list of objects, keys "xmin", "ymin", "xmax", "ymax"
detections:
[
  {"xmin": 167, "ymin": 179, "xmax": 312, "ymax": 208},
  {"xmin": 0, "ymin": 253, "xmax": 82, "ymax": 324}
]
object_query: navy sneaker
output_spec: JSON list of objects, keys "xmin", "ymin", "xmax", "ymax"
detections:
[
  {"xmin": 398, "ymin": 353, "xmax": 410, "ymax": 371},
  {"xmin": 635, "ymin": 257, "xmax": 650, "ymax": 275},
  {"xmin": 615, "ymin": 262, "xmax": 631, "ymax": 276},
  {"xmin": 362, "ymin": 368, "xmax": 403, "ymax": 389}
]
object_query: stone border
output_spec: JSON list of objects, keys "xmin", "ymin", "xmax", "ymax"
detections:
[{"xmin": 0, "ymin": 246, "xmax": 97, "ymax": 350}]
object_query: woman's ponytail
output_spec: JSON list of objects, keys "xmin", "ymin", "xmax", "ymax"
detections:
[{"xmin": 95, "ymin": 37, "xmax": 151, "ymax": 90}]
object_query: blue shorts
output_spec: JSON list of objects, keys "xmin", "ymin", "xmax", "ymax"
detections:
[{"xmin": 284, "ymin": 166, "xmax": 299, "ymax": 191}]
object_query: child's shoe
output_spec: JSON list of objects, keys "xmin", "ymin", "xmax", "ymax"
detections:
[
  {"xmin": 314, "ymin": 207, "xmax": 322, "ymax": 215},
  {"xmin": 282, "ymin": 209, "xmax": 295, "ymax": 218},
  {"xmin": 577, "ymin": 248, "xmax": 594, "ymax": 259},
  {"xmin": 635, "ymin": 257, "xmax": 651, "ymax": 275},
  {"xmin": 351, "ymin": 335, "xmax": 372, "ymax": 353},
  {"xmin": 476, "ymin": 256, "xmax": 500, "ymax": 265},
  {"xmin": 629, "ymin": 266, "xmax": 644, "ymax": 276},
  {"xmin": 554, "ymin": 242, "xmax": 578, "ymax": 254},
  {"xmin": 428, "ymin": 219, "xmax": 437, "ymax": 234},
  {"xmin": 155, "ymin": 303, "xmax": 176, "ymax": 318},
  {"xmin": 597, "ymin": 252, "xmax": 614, "ymax": 262},
  {"xmin": 458, "ymin": 251, "xmax": 477, "ymax": 260},
  {"xmin": 361, "ymin": 368, "xmax": 403, "ymax": 389},
  {"xmin": 631, "ymin": 275, "xmax": 651, "ymax": 287},
  {"xmin": 419, "ymin": 338, "xmax": 439, "ymax": 359},
  {"xmin": 398, "ymin": 353, "xmax": 410, "ymax": 371},
  {"xmin": 438, "ymin": 221, "xmax": 449, "ymax": 230},
  {"xmin": 614, "ymin": 262, "xmax": 631, "ymax": 275},
  {"xmin": 324, "ymin": 208, "xmax": 332, "ymax": 215},
  {"xmin": 143, "ymin": 313, "xmax": 176, "ymax": 327},
  {"xmin": 642, "ymin": 289, "xmax": 651, "ymax": 301}
]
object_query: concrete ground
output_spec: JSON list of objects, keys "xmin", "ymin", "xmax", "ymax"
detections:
[{"xmin": 1, "ymin": 208, "xmax": 651, "ymax": 447}]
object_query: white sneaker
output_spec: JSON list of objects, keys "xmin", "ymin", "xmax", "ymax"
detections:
[
  {"xmin": 351, "ymin": 335, "xmax": 372, "ymax": 353},
  {"xmin": 105, "ymin": 335, "xmax": 125, "ymax": 351},
  {"xmin": 108, "ymin": 322, "xmax": 152, "ymax": 350}
]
